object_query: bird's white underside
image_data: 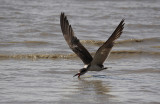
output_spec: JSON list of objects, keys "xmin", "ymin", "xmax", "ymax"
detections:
[{"xmin": 84, "ymin": 65, "xmax": 88, "ymax": 68}]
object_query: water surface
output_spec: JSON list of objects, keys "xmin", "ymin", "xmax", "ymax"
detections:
[{"xmin": 0, "ymin": 0, "xmax": 160, "ymax": 104}]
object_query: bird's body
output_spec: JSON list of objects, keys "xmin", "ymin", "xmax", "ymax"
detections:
[
  {"xmin": 88, "ymin": 65, "xmax": 104, "ymax": 71},
  {"xmin": 60, "ymin": 12, "xmax": 125, "ymax": 78}
]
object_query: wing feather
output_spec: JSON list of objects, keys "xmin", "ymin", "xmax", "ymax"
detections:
[
  {"xmin": 91, "ymin": 19, "xmax": 125, "ymax": 65},
  {"xmin": 60, "ymin": 13, "xmax": 93, "ymax": 64}
]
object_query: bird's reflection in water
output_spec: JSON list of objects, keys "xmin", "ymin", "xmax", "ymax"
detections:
[
  {"xmin": 58, "ymin": 76, "xmax": 115, "ymax": 103},
  {"xmin": 77, "ymin": 77, "xmax": 110, "ymax": 95},
  {"xmin": 72, "ymin": 77, "xmax": 115, "ymax": 103}
]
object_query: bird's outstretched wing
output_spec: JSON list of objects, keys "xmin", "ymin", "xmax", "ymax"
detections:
[
  {"xmin": 60, "ymin": 12, "xmax": 93, "ymax": 64},
  {"xmin": 91, "ymin": 19, "xmax": 125, "ymax": 65}
]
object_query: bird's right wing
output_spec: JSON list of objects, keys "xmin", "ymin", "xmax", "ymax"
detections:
[
  {"xmin": 91, "ymin": 19, "xmax": 125, "ymax": 65},
  {"xmin": 60, "ymin": 12, "xmax": 93, "ymax": 65}
]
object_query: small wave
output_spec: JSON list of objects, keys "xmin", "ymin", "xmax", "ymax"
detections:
[
  {"xmin": 117, "ymin": 37, "xmax": 160, "ymax": 44},
  {"xmin": 23, "ymin": 41, "xmax": 49, "ymax": 44},
  {"xmin": 39, "ymin": 32, "xmax": 57, "ymax": 37},
  {"xmin": 0, "ymin": 38, "xmax": 158, "ymax": 47},
  {"xmin": 151, "ymin": 46, "xmax": 160, "ymax": 48},
  {"xmin": 112, "ymin": 50, "xmax": 160, "ymax": 55},
  {"xmin": 121, "ymin": 68, "xmax": 160, "ymax": 74},
  {"xmin": 80, "ymin": 37, "xmax": 160, "ymax": 46},
  {"xmin": 80, "ymin": 40, "xmax": 104, "ymax": 45},
  {"xmin": 0, "ymin": 41, "xmax": 49, "ymax": 44},
  {"xmin": 0, "ymin": 17, "xmax": 5, "ymax": 19},
  {"xmin": 89, "ymin": 75, "xmax": 133, "ymax": 80},
  {"xmin": 0, "ymin": 53, "xmax": 77, "ymax": 60},
  {"xmin": 127, "ymin": 24, "xmax": 160, "ymax": 29},
  {"xmin": 0, "ymin": 50, "xmax": 159, "ymax": 60}
]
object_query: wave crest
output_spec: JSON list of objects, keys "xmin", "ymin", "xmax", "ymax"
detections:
[{"xmin": 0, "ymin": 50, "xmax": 159, "ymax": 60}]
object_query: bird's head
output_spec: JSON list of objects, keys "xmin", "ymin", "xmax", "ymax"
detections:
[{"xmin": 73, "ymin": 68, "xmax": 88, "ymax": 78}]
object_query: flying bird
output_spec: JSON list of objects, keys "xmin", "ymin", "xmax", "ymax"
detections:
[{"xmin": 60, "ymin": 12, "xmax": 125, "ymax": 78}]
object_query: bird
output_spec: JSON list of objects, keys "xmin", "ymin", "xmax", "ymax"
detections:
[{"xmin": 60, "ymin": 12, "xmax": 125, "ymax": 78}]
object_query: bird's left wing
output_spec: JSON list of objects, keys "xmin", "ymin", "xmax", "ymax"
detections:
[
  {"xmin": 91, "ymin": 19, "xmax": 125, "ymax": 65},
  {"xmin": 60, "ymin": 12, "xmax": 93, "ymax": 65}
]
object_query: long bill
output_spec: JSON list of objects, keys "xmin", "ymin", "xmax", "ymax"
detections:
[{"xmin": 73, "ymin": 73, "xmax": 80, "ymax": 78}]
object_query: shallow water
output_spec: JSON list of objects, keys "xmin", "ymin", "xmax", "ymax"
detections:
[{"xmin": 0, "ymin": 0, "xmax": 160, "ymax": 104}]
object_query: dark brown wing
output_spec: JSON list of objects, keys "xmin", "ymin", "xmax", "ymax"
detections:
[
  {"xmin": 60, "ymin": 12, "xmax": 93, "ymax": 64},
  {"xmin": 91, "ymin": 19, "xmax": 125, "ymax": 65}
]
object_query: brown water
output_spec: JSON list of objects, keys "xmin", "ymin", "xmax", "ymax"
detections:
[{"xmin": 0, "ymin": 0, "xmax": 160, "ymax": 104}]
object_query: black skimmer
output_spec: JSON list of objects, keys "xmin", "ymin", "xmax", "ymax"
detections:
[{"xmin": 60, "ymin": 12, "xmax": 125, "ymax": 78}]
